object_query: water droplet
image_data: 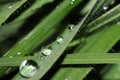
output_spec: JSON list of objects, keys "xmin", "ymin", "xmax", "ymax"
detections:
[
  {"xmin": 19, "ymin": 60, "xmax": 39, "ymax": 78},
  {"xmin": 10, "ymin": 56, "xmax": 13, "ymax": 58},
  {"xmin": 70, "ymin": 0, "xmax": 75, "ymax": 4},
  {"xmin": 117, "ymin": 21, "xmax": 120, "ymax": 25},
  {"xmin": 68, "ymin": 24, "xmax": 74, "ymax": 30},
  {"xmin": 41, "ymin": 48, "xmax": 52, "ymax": 56},
  {"xmin": 65, "ymin": 76, "xmax": 71, "ymax": 80},
  {"xmin": 103, "ymin": 6, "xmax": 108, "ymax": 10},
  {"xmin": 114, "ymin": 73, "xmax": 120, "ymax": 79},
  {"xmin": 17, "ymin": 52, "xmax": 21, "ymax": 55},
  {"xmin": 56, "ymin": 36, "xmax": 64, "ymax": 44},
  {"xmin": 8, "ymin": 5, "xmax": 13, "ymax": 9}
]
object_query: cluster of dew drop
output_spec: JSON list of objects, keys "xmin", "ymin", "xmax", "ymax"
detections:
[{"xmin": 19, "ymin": 24, "xmax": 75, "ymax": 78}]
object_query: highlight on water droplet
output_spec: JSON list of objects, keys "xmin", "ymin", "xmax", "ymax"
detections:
[
  {"xmin": 103, "ymin": 6, "xmax": 108, "ymax": 10},
  {"xmin": 117, "ymin": 21, "xmax": 120, "ymax": 25},
  {"xmin": 56, "ymin": 36, "xmax": 64, "ymax": 44},
  {"xmin": 70, "ymin": 0, "xmax": 75, "ymax": 4},
  {"xmin": 68, "ymin": 24, "xmax": 74, "ymax": 30},
  {"xmin": 19, "ymin": 60, "xmax": 39, "ymax": 78},
  {"xmin": 8, "ymin": 5, "xmax": 13, "ymax": 9},
  {"xmin": 17, "ymin": 52, "xmax": 21, "ymax": 55},
  {"xmin": 41, "ymin": 48, "xmax": 52, "ymax": 56}
]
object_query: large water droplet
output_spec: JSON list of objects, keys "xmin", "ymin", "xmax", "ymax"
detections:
[
  {"xmin": 41, "ymin": 48, "xmax": 52, "ymax": 56},
  {"xmin": 56, "ymin": 36, "xmax": 64, "ymax": 44},
  {"xmin": 19, "ymin": 60, "xmax": 39, "ymax": 78}
]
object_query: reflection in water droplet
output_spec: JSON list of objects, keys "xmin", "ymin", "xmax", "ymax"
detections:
[
  {"xmin": 41, "ymin": 48, "xmax": 52, "ymax": 56},
  {"xmin": 68, "ymin": 24, "xmax": 74, "ymax": 30},
  {"xmin": 56, "ymin": 36, "xmax": 64, "ymax": 44},
  {"xmin": 19, "ymin": 60, "xmax": 39, "ymax": 78},
  {"xmin": 103, "ymin": 6, "xmax": 108, "ymax": 10}
]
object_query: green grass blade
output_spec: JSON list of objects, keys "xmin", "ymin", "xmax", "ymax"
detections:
[
  {"xmin": 0, "ymin": 0, "xmax": 27, "ymax": 25},
  {"xmin": 52, "ymin": 23, "xmax": 120, "ymax": 80},
  {"xmin": 0, "ymin": 0, "xmax": 82, "ymax": 77},
  {"xmin": 0, "ymin": 0, "xmax": 54, "ymax": 42},
  {"xmin": 62, "ymin": 53, "xmax": 120, "ymax": 64}
]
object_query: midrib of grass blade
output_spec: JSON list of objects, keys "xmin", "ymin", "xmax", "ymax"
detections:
[
  {"xmin": 0, "ymin": 0, "xmax": 54, "ymax": 42},
  {"xmin": 0, "ymin": 0, "xmax": 27, "ymax": 26},
  {"xmin": 52, "ymin": 24, "xmax": 120, "ymax": 80},
  {"xmin": 12, "ymin": 0, "xmax": 87, "ymax": 79},
  {"xmin": 0, "ymin": 0, "xmax": 81, "ymax": 77}
]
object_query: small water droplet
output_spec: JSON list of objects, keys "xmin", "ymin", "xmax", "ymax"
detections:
[
  {"xmin": 68, "ymin": 24, "xmax": 74, "ymax": 30},
  {"xmin": 8, "ymin": 5, "xmax": 13, "ymax": 9},
  {"xmin": 103, "ymin": 6, "xmax": 108, "ymax": 10},
  {"xmin": 70, "ymin": 0, "xmax": 75, "ymax": 4},
  {"xmin": 17, "ymin": 52, "xmax": 21, "ymax": 55},
  {"xmin": 19, "ymin": 60, "xmax": 39, "ymax": 78},
  {"xmin": 41, "ymin": 48, "xmax": 52, "ymax": 56},
  {"xmin": 114, "ymin": 73, "xmax": 120, "ymax": 79},
  {"xmin": 56, "ymin": 36, "xmax": 64, "ymax": 44},
  {"xmin": 117, "ymin": 21, "xmax": 120, "ymax": 25},
  {"xmin": 10, "ymin": 56, "xmax": 13, "ymax": 58}
]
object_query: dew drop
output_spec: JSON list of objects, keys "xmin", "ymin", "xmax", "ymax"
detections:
[
  {"xmin": 56, "ymin": 36, "xmax": 64, "ymax": 44},
  {"xmin": 17, "ymin": 52, "xmax": 21, "ymax": 55},
  {"xmin": 114, "ymin": 73, "xmax": 120, "ymax": 79},
  {"xmin": 41, "ymin": 48, "xmax": 52, "ymax": 56},
  {"xmin": 103, "ymin": 6, "xmax": 108, "ymax": 11},
  {"xmin": 19, "ymin": 60, "xmax": 39, "ymax": 78},
  {"xmin": 68, "ymin": 24, "xmax": 74, "ymax": 30},
  {"xmin": 70, "ymin": 0, "xmax": 75, "ymax": 5},
  {"xmin": 8, "ymin": 5, "xmax": 13, "ymax": 9},
  {"xmin": 117, "ymin": 21, "xmax": 120, "ymax": 25},
  {"xmin": 10, "ymin": 56, "xmax": 13, "ymax": 58}
]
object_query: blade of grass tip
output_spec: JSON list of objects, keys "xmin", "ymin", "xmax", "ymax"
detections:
[
  {"xmin": 88, "ymin": 4, "xmax": 120, "ymax": 32},
  {"xmin": 0, "ymin": 0, "xmax": 54, "ymax": 42},
  {"xmin": 62, "ymin": 53, "xmax": 120, "ymax": 64},
  {"xmin": 0, "ymin": 0, "xmax": 81, "ymax": 77},
  {"xmin": 12, "ymin": 0, "xmax": 87, "ymax": 80},
  {"xmin": 52, "ymin": 24, "xmax": 120, "ymax": 80},
  {"xmin": 0, "ymin": 0, "xmax": 27, "ymax": 26}
]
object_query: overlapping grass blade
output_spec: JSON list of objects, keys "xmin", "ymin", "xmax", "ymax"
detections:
[{"xmin": 0, "ymin": 0, "xmax": 27, "ymax": 25}]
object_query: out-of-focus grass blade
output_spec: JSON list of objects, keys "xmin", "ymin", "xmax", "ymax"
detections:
[
  {"xmin": 0, "ymin": 0, "xmax": 54, "ymax": 42},
  {"xmin": 0, "ymin": 0, "xmax": 27, "ymax": 26},
  {"xmin": 88, "ymin": 4, "xmax": 120, "ymax": 32},
  {"xmin": 52, "ymin": 24, "xmax": 120, "ymax": 80}
]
